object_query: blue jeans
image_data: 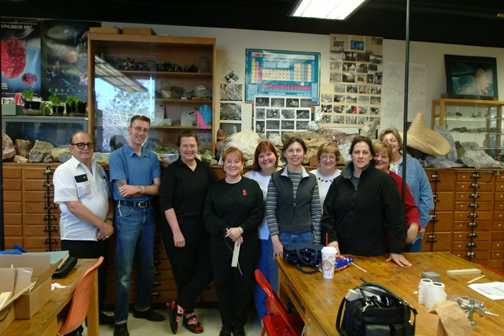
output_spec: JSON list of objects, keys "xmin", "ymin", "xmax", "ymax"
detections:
[
  {"xmin": 114, "ymin": 204, "xmax": 155, "ymax": 324},
  {"xmin": 279, "ymin": 231, "xmax": 314, "ymax": 248},
  {"xmin": 406, "ymin": 238, "xmax": 423, "ymax": 252},
  {"xmin": 255, "ymin": 238, "xmax": 278, "ymax": 319}
]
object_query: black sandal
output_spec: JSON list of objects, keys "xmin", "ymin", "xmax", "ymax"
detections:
[
  {"xmin": 168, "ymin": 301, "xmax": 184, "ymax": 334},
  {"xmin": 183, "ymin": 312, "xmax": 204, "ymax": 334}
]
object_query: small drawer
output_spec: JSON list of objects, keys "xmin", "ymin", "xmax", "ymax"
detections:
[
  {"xmin": 455, "ymin": 201, "xmax": 493, "ymax": 211},
  {"xmin": 23, "ymin": 179, "xmax": 47, "ymax": 191},
  {"xmin": 3, "ymin": 167, "xmax": 21, "ymax": 178},
  {"xmin": 453, "ymin": 231, "xmax": 490, "ymax": 241},
  {"xmin": 427, "ymin": 170, "xmax": 456, "ymax": 191},
  {"xmin": 4, "ymin": 225, "xmax": 22, "ymax": 236},
  {"xmin": 4, "ymin": 238, "xmax": 24, "ymax": 249},
  {"xmin": 3, "ymin": 190, "xmax": 21, "ymax": 202},
  {"xmin": 455, "ymin": 191, "xmax": 493, "ymax": 202},
  {"xmin": 496, "ymin": 182, "xmax": 504, "ymax": 192},
  {"xmin": 427, "ymin": 211, "xmax": 453, "ymax": 232},
  {"xmin": 3, "ymin": 179, "xmax": 22, "ymax": 190},
  {"xmin": 487, "ymin": 259, "xmax": 504, "ymax": 270},
  {"xmin": 454, "ymin": 211, "xmax": 492, "ymax": 222},
  {"xmin": 4, "ymin": 202, "xmax": 22, "ymax": 213},
  {"xmin": 496, "ymin": 193, "xmax": 504, "ymax": 201},
  {"xmin": 423, "ymin": 232, "xmax": 451, "ymax": 251},
  {"xmin": 495, "ymin": 202, "xmax": 504, "ymax": 211},
  {"xmin": 492, "ymin": 221, "xmax": 504, "ymax": 231},
  {"xmin": 3, "ymin": 213, "xmax": 22, "ymax": 226},
  {"xmin": 433, "ymin": 192, "xmax": 454, "ymax": 211},
  {"xmin": 492, "ymin": 231, "xmax": 504, "ymax": 240},
  {"xmin": 491, "ymin": 250, "xmax": 504, "ymax": 259},
  {"xmin": 23, "ymin": 167, "xmax": 53, "ymax": 179},
  {"xmin": 492, "ymin": 241, "xmax": 504, "ymax": 251},
  {"xmin": 23, "ymin": 191, "xmax": 46, "ymax": 202}
]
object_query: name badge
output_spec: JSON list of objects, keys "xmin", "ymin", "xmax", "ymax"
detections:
[{"xmin": 74, "ymin": 174, "xmax": 88, "ymax": 183}]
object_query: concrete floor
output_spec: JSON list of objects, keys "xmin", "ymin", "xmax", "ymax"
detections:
[{"xmin": 98, "ymin": 308, "xmax": 262, "ymax": 336}]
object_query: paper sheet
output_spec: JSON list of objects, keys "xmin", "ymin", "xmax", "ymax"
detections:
[{"xmin": 468, "ymin": 281, "xmax": 504, "ymax": 300}]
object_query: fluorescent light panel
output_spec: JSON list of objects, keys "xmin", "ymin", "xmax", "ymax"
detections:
[{"xmin": 292, "ymin": 0, "xmax": 366, "ymax": 20}]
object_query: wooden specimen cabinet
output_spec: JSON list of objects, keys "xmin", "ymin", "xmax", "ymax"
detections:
[{"xmin": 4, "ymin": 164, "xmax": 504, "ymax": 305}]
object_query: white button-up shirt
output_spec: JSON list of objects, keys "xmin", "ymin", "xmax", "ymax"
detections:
[{"xmin": 53, "ymin": 156, "xmax": 109, "ymax": 240}]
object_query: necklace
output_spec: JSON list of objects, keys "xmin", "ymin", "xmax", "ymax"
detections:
[{"xmin": 317, "ymin": 176, "xmax": 335, "ymax": 183}]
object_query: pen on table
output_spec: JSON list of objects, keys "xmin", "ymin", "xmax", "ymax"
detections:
[
  {"xmin": 467, "ymin": 274, "xmax": 485, "ymax": 284},
  {"xmin": 351, "ymin": 261, "xmax": 367, "ymax": 273}
]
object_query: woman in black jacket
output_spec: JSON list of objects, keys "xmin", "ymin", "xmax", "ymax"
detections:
[{"xmin": 321, "ymin": 136, "xmax": 411, "ymax": 267}]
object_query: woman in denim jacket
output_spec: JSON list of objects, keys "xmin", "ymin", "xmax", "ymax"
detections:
[{"xmin": 380, "ymin": 128, "xmax": 433, "ymax": 252}]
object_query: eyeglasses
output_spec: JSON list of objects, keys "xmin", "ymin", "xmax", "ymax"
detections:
[{"xmin": 71, "ymin": 142, "xmax": 93, "ymax": 149}]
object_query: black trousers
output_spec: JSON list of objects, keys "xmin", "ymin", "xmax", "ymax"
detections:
[
  {"xmin": 211, "ymin": 237, "xmax": 258, "ymax": 330},
  {"xmin": 61, "ymin": 239, "xmax": 108, "ymax": 312},
  {"xmin": 161, "ymin": 216, "xmax": 212, "ymax": 312}
]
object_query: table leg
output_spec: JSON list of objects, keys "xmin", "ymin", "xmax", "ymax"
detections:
[{"xmin": 87, "ymin": 271, "xmax": 99, "ymax": 336}]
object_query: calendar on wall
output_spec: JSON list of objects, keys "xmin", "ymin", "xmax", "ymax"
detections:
[{"xmin": 245, "ymin": 49, "xmax": 320, "ymax": 103}]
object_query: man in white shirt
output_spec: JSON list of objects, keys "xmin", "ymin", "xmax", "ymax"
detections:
[{"xmin": 53, "ymin": 131, "xmax": 114, "ymax": 324}]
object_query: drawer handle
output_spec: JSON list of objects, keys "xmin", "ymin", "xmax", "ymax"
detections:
[
  {"xmin": 466, "ymin": 251, "xmax": 476, "ymax": 258},
  {"xmin": 471, "ymin": 172, "xmax": 481, "ymax": 179},
  {"xmin": 153, "ymin": 281, "xmax": 161, "ymax": 287},
  {"xmin": 468, "ymin": 222, "xmax": 478, "ymax": 228},
  {"xmin": 470, "ymin": 183, "xmax": 480, "ymax": 189},
  {"xmin": 430, "ymin": 214, "xmax": 438, "ymax": 222},
  {"xmin": 467, "ymin": 232, "xmax": 478, "ymax": 238},
  {"xmin": 44, "ymin": 225, "xmax": 58, "ymax": 232},
  {"xmin": 151, "ymin": 292, "xmax": 160, "ymax": 297},
  {"xmin": 470, "ymin": 192, "xmax": 480, "ymax": 199},
  {"xmin": 468, "ymin": 213, "xmax": 478, "ymax": 219},
  {"xmin": 430, "ymin": 174, "xmax": 439, "ymax": 180},
  {"xmin": 432, "ymin": 194, "xmax": 439, "ymax": 203},
  {"xmin": 469, "ymin": 203, "xmax": 479, "ymax": 208},
  {"xmin": 43, "ymin": 215, "xmax": 58, "ymax": 221},
  {"xmin": 426, "ymin": 233, "xmax": 437, "ymax": 243},
  {"xmin": 466, "ymin": 241, "xmax": 477, "ymax": 248},
  {"xmin": 44, "ymin": 238, "xmax": 58, "ymax": 244}
]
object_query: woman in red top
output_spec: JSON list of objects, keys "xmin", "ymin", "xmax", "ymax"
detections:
[{"xmin": 373, "ymin": 142, "xmax": 420, "ymax": 244}]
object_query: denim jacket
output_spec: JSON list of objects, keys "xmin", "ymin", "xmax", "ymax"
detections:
[{"xmin": 396, "ymin": 154, "xmax": 433, "ymax": 228}]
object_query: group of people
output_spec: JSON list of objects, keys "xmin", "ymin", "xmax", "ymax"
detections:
[{"xmin": 53, "ymin": 114, "xmax": 433, "ymax": 336}]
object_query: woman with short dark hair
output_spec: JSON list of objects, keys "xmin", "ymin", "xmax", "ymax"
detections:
[{"xmin": 322, "ymin": 136, "xmax": 410, "ymax": 267}]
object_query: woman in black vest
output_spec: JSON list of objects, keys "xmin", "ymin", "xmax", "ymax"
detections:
[
  {"xmin": 265, "ymin": 137, "xmax": 321, "ymax": 258},
  {"xmin": 321, "ymin": 136, "xmax": 411, "ymax": 267}
]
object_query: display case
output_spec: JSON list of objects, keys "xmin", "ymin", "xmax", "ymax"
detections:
[
  {"xmin": 431, "ymin": 98, "xmax": 504, "ymax": 160},
  {"xmin": 87, "ymin": 32, "xmax": 217, "ymax": 153},
  {"xmin": 2, "ymin": 115, "xmax": 88, "ymax": 146}
]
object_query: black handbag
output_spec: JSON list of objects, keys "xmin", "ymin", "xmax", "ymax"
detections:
[
  {"xmin": 336, "ymin": 282, "xmax": 417, "ymax": 336},
  {"xmin": 283, "ymin": 242, "xmax": 323, "ymax": 274}
]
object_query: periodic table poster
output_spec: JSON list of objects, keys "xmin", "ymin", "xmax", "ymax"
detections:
[{"xmin": 245, "ymin": 49, "xmax": 320, "ymax": 103}]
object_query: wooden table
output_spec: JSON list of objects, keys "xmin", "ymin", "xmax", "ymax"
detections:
[
  {"xmin": 2, "ymin": 259, "xmax": 99, "ymax": 336},
  {"xmin": 278, "ymin": 252, "xmax": 504, "ymax": 336}
]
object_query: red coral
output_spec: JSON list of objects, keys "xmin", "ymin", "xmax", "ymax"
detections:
[{"xmin": 1, "ymin": 37, "xmax": 26, "ymax": 78}]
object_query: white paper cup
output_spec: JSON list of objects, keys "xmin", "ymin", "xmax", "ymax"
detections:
[
  {"xmin": 418, "ymin": 278, "xmax": 433, "ymax": 304},
  {"xmin": 425, "ymin": 281, "xmax": 447, "ymax": 310},
  {"xmin": 321, "ymin": 246, "xmax": 337, "ymax": 279}
]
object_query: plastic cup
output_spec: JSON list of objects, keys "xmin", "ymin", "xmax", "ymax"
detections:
[{"xmin": 321, "ymin": 246, "xmax": 337, "ymax": 279}]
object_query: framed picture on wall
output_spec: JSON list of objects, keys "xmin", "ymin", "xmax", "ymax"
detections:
[{"xmin": 445, "ymin": 55, "xmax": 498, "ymax": 100}]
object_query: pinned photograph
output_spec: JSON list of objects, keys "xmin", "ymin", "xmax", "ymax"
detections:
[
  {"xmin": 334, "ymin": 115, "xmax": 345, "ymax": 123},
  {"xmin": 370, "ymin": 96, "xmax": 381, "ymax": 105},
  {"xmin": 220, "ymin": 83, "xmax": 243, "ymax": 101},
  {"xmin": 296, "ymin": 121, "xmax": 309, "ymax": 130},
  {"xmin": 350, "ymin": 40, "xmax": 365, "ymax": 51},
  {"xmin": 300, "ymin": 98, "xmax": 312, "ymax": 107},
  {"xmin": 321, "ymin": 94, "xmax": 333, "ymax": 103},
  {"xmin": 256, "ymin": 108, "xmax": 265, "ymax": 119},
  {"xmin": 343, "ymin": 62, "xmax": 356, "ymax": 72},
  {"xmin": 368, "ymin": 63, "xmax": 378, "ymax": 71},
  {"xmin": 334, "ymin": 105, "xmax": 344, "ymax": 114},
  {"xmin": 321, "ymin": 105, "xmax": 333, "ymax": 113},
  {"xmin": 221, "ymin": 123, "xmax": 241, "ymax": 135},
  {"xmin": 357, "ymin": 64, "xmax": 368, "ymax": 73},
  {"xmin": 370, "ymin": 85, "xmax": 381, "ymax": 95},
  {"xmin": 356, "ymin": 75, "xmax": 366, "ymax": 83},
  {"xmin": 334, "ymin": 84, "xmax": 346, "ymax": 93},
  {"xmin": 282, "ymin": 109, "xmax": 295, "ymax": 119},
  {"xmin": 358, "ymin": 106, "xmax": 368, "ymax": 114},
  {"xmin": 345, "ymin": 105, "xmax": 358, "ymax": 114},
  {"xmin": 346, "ymin": 96, "xmax": 357, "ymax": 104},
  {"xmin": 266, "ymin": 120, "xmax": 280, "ymax": 130},
  {"xmin": 330, "ymin": 52, "xmax": 345, "ymax": 61},
  {"xmin": 343, "ymin": 73, "xmax": 355, "ymax": 83},
  {"xmin": 220, "ymin": 102, "xmax": 242, "ymax": 120},
  {"xmin": 367, "ymin": 74, "xmax": 374, "ymax": 83},
  {"xmin": 267, "ymin": 131, "xmax": 280, "ymax": 138},
  {"xmin": 321, "ymin": 114, "xmax": 332, "ymax": 123},
  {"xmin": 370, "ymin": 54, "xmax": 383, "ymax": 64},
  {"xmin": 330, "ymin": 62, "xmax": 342, "ymax": 71},
  {"xmin": 281, "ymin": 120, "xmax": 295, "ymax": 130},
  {"xmin": 358, "ymin": 85, "xmax": 369, "ymax": 94},
  {"xmin": 357, "ymin": 52, "xmax": 371, "ymax": 62},
  {"xmin": 266, "ymin": 109, "xmax": 280, "ymax": 119},
  {"xmin": 346, "ymin": 85, "xmax": 358, "ymax": 93},
  {"xmin": 344, "ymin": 52, "xmax": 357, "ymax": 61},
  {"xmin": 286, "ymin": 98, "xmax": 300, "ymax": 108},
  {"xmin": 255, "ymin": 120, "xmax": 265, "ymax": 133},
  {"xmin": 333, "ymin": 95, "xmax": 345, "ymax": 103},
  {"xmin": 331, "ymin": 39, "xmax": 345, "ymax": 52},
  {"xmin": 296, "ymin": 109, "xmax": 310, "ymax": 119},
  {"xmin": 271, "ymin": 98, "xmax": 285, "ymax": 107},
  {"xmin": 346, "ymin": 115, "xmax": 357, "ymax": 124},
  {"xmin": 330, "ymin": 72, "xmax": 343, "ymax": 82},
  {"xmin": 357, "ymin": 116, "xmax": 368, "ymax": 125},
  {"xmin": 370, "ymin": 107, "xmax": 380, "ymax": 115},
  {"xmin": 374, "ymin": 72, "xmax": 383, "ymax": 85},
  {"xmin": 256, "ymin": 97, "xmax": 270, "ymax": 107},
  {"xmin": 358, "ymin": 96, "xmax": 370, "ymax": 105}
]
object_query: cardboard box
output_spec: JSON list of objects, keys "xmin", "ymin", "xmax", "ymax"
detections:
[
  {"xmin": 0, "ymin": 267, "xmax": 33, "ymax": 332},
  {"xmin": 0, "ymin": 255, "xmax": 55, "ymax": 319},
  {"xmin": 121, "ymin": 27, "xmax": 154, "ymax": 36},
  {"xmin": 90, "ymin": 26, "xmax": 120, "ymax": 34}
]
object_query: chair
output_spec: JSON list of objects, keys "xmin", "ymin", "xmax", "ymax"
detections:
[
  {"xmin": 254, "ymin": 269, "xmax": 303, "ymax": 336},
  {"xmin": 58, "ymin": 256, "xmax": 104, "ymax": 336}
]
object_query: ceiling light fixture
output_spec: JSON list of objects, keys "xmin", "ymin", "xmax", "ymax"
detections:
[{"xmin": 292, "ymin": 0, "xmax": 367, "ymax": 20}]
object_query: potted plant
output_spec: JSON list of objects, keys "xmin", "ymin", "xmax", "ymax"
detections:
[
  {"xmin": 65, "ymin": 96, "xmax": 86, "ymax": 116},
  {"xmin": 22, "ymin": 90, "xmax": 41, "ymax": 115},
  {"xmin": 48, "ymin": 95, "xmax": 65, "ymax": 115}
]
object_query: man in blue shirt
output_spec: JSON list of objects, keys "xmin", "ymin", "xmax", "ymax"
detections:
[{"xmin": 109, "ymin": 115, "xmax": 163, "ymax": 336}]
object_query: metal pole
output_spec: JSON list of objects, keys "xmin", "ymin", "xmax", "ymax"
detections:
[{"xmin": 401, "ymin": 0, "xmax": 411, "ymax": 198}]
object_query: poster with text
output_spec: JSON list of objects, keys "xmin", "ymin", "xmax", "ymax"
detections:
[{"xmin": 245, "ymin": 49, "xmax": 320, "ymax": 103}]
